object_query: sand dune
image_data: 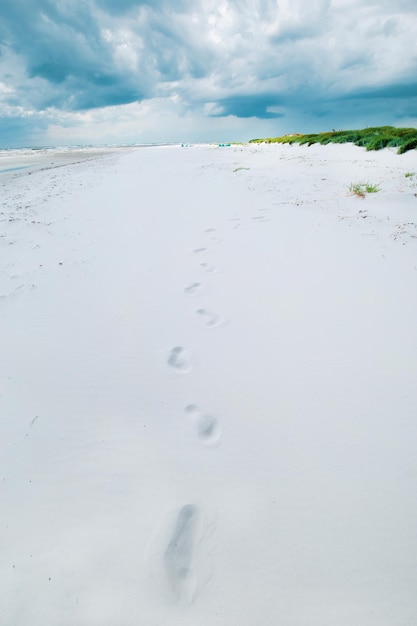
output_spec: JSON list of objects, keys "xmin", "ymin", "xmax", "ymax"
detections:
[{"xmin": 1, "ymin": 143, "xmax": 417, "ymax": 625}]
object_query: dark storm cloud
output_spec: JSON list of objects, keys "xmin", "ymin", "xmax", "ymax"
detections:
[
  {"xmin": 347, "ymin": 82, "xmax": 417, "ymax": 101},
  {"xmin": 0, "ymin": 0, "xmax": 212, "ymax": 110},
  {"xmin": 0, "ymin": 0, "xmax": 144, "ymax": 109}
]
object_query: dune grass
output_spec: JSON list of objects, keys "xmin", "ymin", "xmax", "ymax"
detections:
[
  {"xmin": 249, "ymin": 126, "xmax": 417, "ymax": 154},
  {"xmin": 349, "ymin": 182, "xmax": 380, "ymax": 197}
]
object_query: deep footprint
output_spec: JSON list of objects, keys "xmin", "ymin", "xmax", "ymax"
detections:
[
  {"xmin": 164, "ymin": 505, "xmax": 199, "ymax": 603},
  {"xmin": 197, "ymin": 414, "xmax": 220, "ymax": 443},
  {"xmin": 167, "ymin": 347, "xmax": 192, "ymax": 373},
  {"xmin": 185, "ymin": 404, "xmax": 222, "ymax": 447}
]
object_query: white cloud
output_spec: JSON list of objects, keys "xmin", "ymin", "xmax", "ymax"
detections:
[{"xmin": 0, "ymin": 81, "xmax": 14, "ymax": 94}]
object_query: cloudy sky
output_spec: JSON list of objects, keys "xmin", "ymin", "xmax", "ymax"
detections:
[{"xmin": 0, "ymin": 0, "xmax": 416, "ymax": 147}]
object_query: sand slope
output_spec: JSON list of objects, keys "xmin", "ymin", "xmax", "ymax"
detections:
[{"xmin": 1, "ymin": 143, "xmax": 417, "ymax": 625}]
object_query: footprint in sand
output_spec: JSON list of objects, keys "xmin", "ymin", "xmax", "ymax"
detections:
[
  {"xmin": 144, "ymin": 504, "xmax": 213, "ymax": 606},
  {"xmin": 185, "ymin": 405, "xmax": 222, "ymax": 448},
  {"xmin": 160, "ymin": 504, "xmax": 214, "ymax": 605},
  {"xmin": 164, "ymin": 504, "xmax": 199, "ymax": 604},
  {"xmin": 196, "ymin": 308, "xmax": 228, "ymax": 329},
  {"xmin": 167, "ymin": 347, "xmax": 193, "ymax": 373},
  {"xmin": 203, "ymin": 227, "xmax": 223, "ymax": 243},
  {"xmin": 184, "ymin": 282, "xmax": 203, "ymax": 296}
]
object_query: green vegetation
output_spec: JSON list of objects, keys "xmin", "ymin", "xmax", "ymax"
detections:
[
  {"xmin": 233, "ymin": 166, "xmax": 250, "ymax": 172},
  {"xmin": 249, "ymin": 126, "xmax": 417, "ymax": 154},
  {"xmin": 405, "ymin": 171, "xmax": 415, "ymax": 178},
  {"xmin": 349, "ymin": 182, "xmax": 381, "ymax": 197}
]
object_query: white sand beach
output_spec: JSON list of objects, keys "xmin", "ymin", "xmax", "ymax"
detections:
[{"xmin": 1, "ymin": 142, "xmax": 417, "ymax": 625}]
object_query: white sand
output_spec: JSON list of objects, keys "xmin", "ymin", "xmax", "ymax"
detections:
[{"xmin": 1, "ymin": 142, "xmax": 417, "ymax": 625}]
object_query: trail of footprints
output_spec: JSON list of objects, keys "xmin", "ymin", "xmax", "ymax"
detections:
[
  {"xmin": 160, "ymin": 172, "xmax": 280, "ymax": 604},
  {"xmin": 160, "ymin": 170, "xmax": 295, "ymax": 603},
  {"xmin": 167, "ymin": 226, "xmax": 227, "ymax": 379},
  {"xmin": 162, "ymin": 208, "xmax": 268, "ymax": 602},
  {"xmin": 162, "ymin": 226, "xmax": 227, "ymax": 604}
]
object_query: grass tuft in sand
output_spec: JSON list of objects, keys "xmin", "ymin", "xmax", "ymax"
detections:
[{"xmin": 349, "ymin": 182, "xmax": 381, "ymax": 197}]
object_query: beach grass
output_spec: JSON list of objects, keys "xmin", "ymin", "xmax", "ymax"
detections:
[
  {"xmin": 349, "ymin": 182, "xmax": 380, "ymax": 197},
  {"xmin": 249, "ymin": 126, "xmax": 417, "ymax": 154}
]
